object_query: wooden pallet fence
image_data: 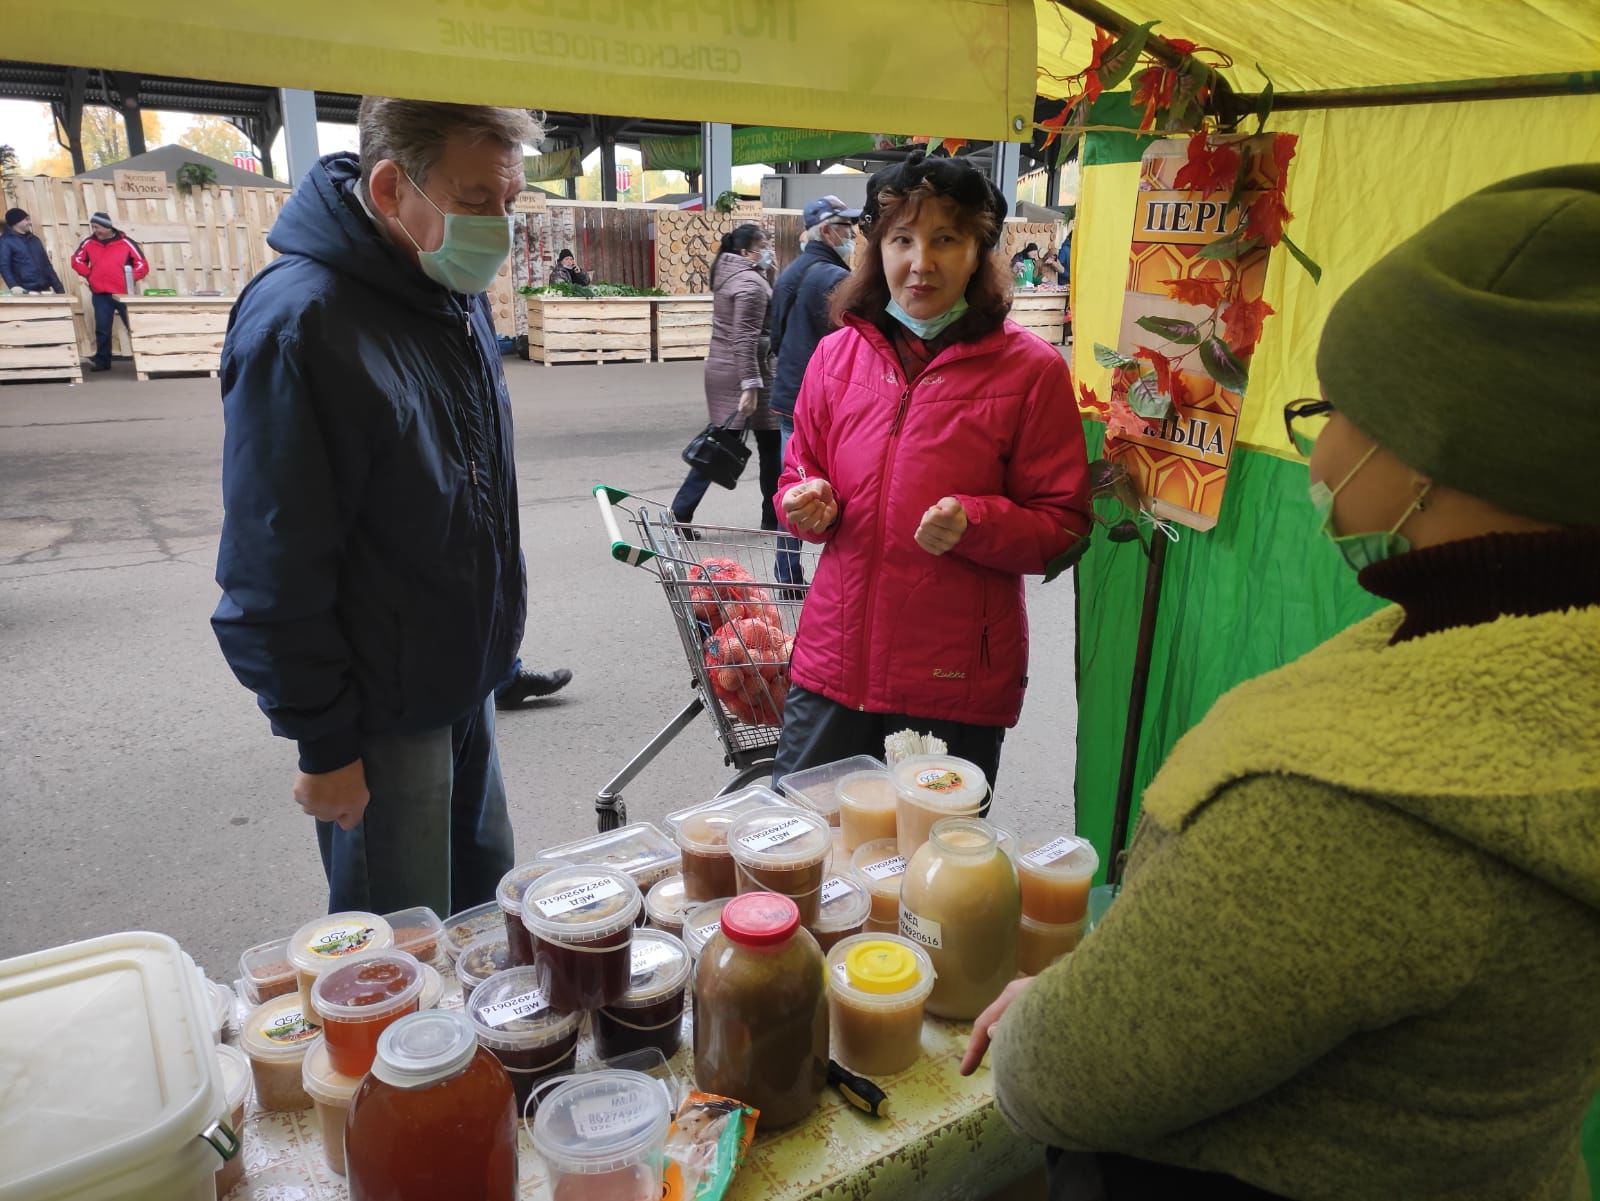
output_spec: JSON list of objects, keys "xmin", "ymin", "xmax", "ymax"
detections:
[
  {"xmin": 651, "ymin": 296, "xmax": 714, "ymax": 361},
  {"xmin": 1009, "ymin": 293, "xmax": 1069, "ymax": 345},
  {"xmin": 525, "ymin": 295, "xmax": 652, "ymax": 365},
  {"xmin": 652, "ymin": 211, "xmax": 802, "ymax": 296},
  {"xmin": 0, "ymin": 296, "xmax": 84, "ymax": 384},
  {"xmin": 121, "ymin": 296, "xmax": 233, "ymax": 379}
]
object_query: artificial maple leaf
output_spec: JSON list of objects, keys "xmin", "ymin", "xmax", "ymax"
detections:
[
  {"xmin": 941, "ymin": 138, "xmax": 968, "ymax": 156},
  {"xmin": 1131, "ymin": 66, "xmax": 1176, "ymax": 132},
  {"xmin": 1246, "ymin": 190, "xmax": 1293, "ymax": 246},
  {"xmin": 1078, "ymin": 380, "xmax": 1109, "ymax": 417},
  {"xmin": 1082, "ymin": 27, "xmax": 1116, "ymax": 105},
  {"xmin": 1161, "ymin": 276, "xmax": 1225, "ymax": 308},
  {"xmin": 1164, "ymin": 38, "xmax": 1198, "ymax": 55},
  {"xmin": 1169, "ymin": 364, "xmax": 1194, "ymax": 410},
  {"xmin": 1038, "ymin": 104, "xmax": 1073, "ymax": 151},
  {"xmin": 1271, "ymin": 133, "xmax": 1299, "ymax": 185},
  {"xmin": 1221, "ymin": 297, "xmax": 1276, "ymax": 357},
  {"xmin": 1133, "ymin": 345, "xmax": 1175, "ymax": 397},
  {"xmin": 1103, "ymin": 393, "xmax": 1151, "ymax": 449},
  {"xmin": 1172, "ymin": 132, "xmax": 1241, "ymax": 196}
]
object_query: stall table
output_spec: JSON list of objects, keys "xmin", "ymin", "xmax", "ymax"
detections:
[
  {"xmin": 1010, "ymin": 291, "xmax": 1069, "ymax": 345},
  {"xmin": 526, "ymin": 295, "xmax": 653, "ymax": 365},
  {"xmin": 119, "ymin": 294, "xmax": 234, "ymax": 380},
  {"xmin": 651, "ymin": 295, "xmax": 714, "ymax": 361},
  {"xmin": 0, "ymin": 294, "xmax": 83, "ymax": 384},
  {"xmin": 227, "ymin": 956, "xmax": 1039, "ymax": 1201}
]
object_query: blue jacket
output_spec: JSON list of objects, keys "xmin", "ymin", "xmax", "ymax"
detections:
[
  {"xmin": 768, "ymin": 238, "xmax": 849, "ymax": 417},
  {"xmin": 0, "ymin": 231, "xmax": 65, "ymax": 293},
  {"xmin": 212, "ymin": 153, "xmax": 525, "ymax": 773}
]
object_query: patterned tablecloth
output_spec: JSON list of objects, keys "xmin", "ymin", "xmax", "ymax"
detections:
[{"xmin": 226, "ymin": 961, "xmax": 1040, "ymax": 1201}]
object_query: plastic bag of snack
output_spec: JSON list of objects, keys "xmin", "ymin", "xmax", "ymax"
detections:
[{"xmin": 661, "ymin": 1090, "xmax": 759, "ymax": 1201}]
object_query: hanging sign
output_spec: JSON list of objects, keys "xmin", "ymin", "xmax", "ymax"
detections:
[
  {"xmin": 113, "ymin": 169, "xmax": 169, "ymax": 200},
  {"xmin": 514, "ymin": 190, "xmax": 549, "ymax": 214}
]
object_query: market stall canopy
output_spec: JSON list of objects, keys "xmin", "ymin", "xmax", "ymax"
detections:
[
  {"xmin": 75, "ymin": 144, "xmax": 290, "ymax": 189},
  {"xmin": 14, "ymin": 0, "xmax": 1037, "ymax": 143}
]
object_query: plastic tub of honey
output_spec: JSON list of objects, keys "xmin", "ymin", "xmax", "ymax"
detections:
[
  {"xmin": 644, "ymin": 874, "xmax": 691, "ymax": 939},
  {"xmin": 1017, "ymin": 914, "xmax": 1084, "ymax": 975},
  {"xmin": 1017, "ymin": 835, "xmax": 1100, "ymax": 925},
  {"xmin": 666, "ymin": 786, "xmax": 797, "ymax": 901},
  {"xmin": 662, "ymin": 784, "xmax": 797, "ymax": 837},
  {"xmin": 891, "ymin": 755, "xmax": 989, "ymax": 859},
  {"xmin": 729, "ymin": 808, "xmax": 831, "ymax": 925},
  {"xmin": 777, "ymin": 754, "xmax": 884, "ymax": 828},
  {"xmin": 537, "ymin": 821, "xmax": 682, "ymax": 898},
  {"xmin": 384, "ymin": 905, "xmax": 444, "ymax": 965},
  {"xmin": 456, "ymin": 931, "xmax": 514, "ymax": 1004},
  {"xmin": 239, "ymin": 992, "xmax": 320, "ymax": 1112},
  {"xmin": 467, "ymin": 966, "xmax": 583, "ymax": 1113},
  {"xmin": 826, "ymin": 934, "xmax": 936, "ymax": 1077},
  {"xmin": 300, "ymin": 1034, "xmax": 361, "ymax": 1176},
  {"xmin": 442, "ymin": 900, "xmax": 503, "ymax": 965},
  {"xmin": 835, "ymin": 768, "xmax": 898, "ymax": 852},
  {"xmin": 311, "ymin": 949, "xmax": 425, "ymax": 1077},
  {"xmin": 214, "ymin": 1043, "xmax": 252, "ymax": 1197},
  {"xmin": 594, "ymin": 929, "xmax": 690, "ymax": 1062},
  {"xmin": 809, "ymin": 875, "xmax": 872, "ymax": 953},
  {"xmin": 287, "ymin": 911, "xmax": 394, "ymax": 1025},
  {"xmin": 497, "ymin": 862, "xmax": 564, "ymax": 966},
  {"xmin": 520, "ymin": 865, "xmax": 643, "ymax": 1010},
  {"xmin": 681, "ymin": 898, "xmax": 732, "ymax": 961},
  {"xmin": 849, "ymin": 838, "xmax": 908, "ymax": 929},
  {"xmin": 238, "ymin": 936, "xmax": 296, "ymax": 1006},
  {"xmin": 530, "ymin": 1069, "xmax": 674, "ymax": 1201}
]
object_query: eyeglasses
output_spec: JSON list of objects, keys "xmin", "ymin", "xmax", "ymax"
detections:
[{"xmin": 1283, "ymin": 398, "xmax": 1334, "ymax": 457}]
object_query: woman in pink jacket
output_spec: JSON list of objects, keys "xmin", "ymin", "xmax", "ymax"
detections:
[{"xmin": 773, "ymin": 152, "xmax": 1091, "ymax": 790}]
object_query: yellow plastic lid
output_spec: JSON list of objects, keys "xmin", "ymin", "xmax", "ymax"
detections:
[{"xmin": 845, "ymin": 940, "xmax": 920, "ymax": 995}]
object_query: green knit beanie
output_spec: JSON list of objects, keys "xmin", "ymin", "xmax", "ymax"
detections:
[{"xmin": 1316, "ymin": 163, "xmax": 1600, "ymax": 525}]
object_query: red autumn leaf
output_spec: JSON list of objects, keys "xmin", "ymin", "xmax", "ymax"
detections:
[
  {"xmin": 1161, "ymin": 276, "xmax": 1225, "ymax": 308},
  {"xmin": 1082, "ymin": 27, "xmax": 1116, "ymax": 104},
  {"xmin": 1164, "ymin": 38, "xmax": 1198, "ymax": 55},
  {"xmin": 1169, "ymin": 364, "xmax": 1194, "ymax": 410},
  {"xmin": 1104, "ymin": 394, "xmax": 1151, "ymax": 448},
  {"xmin": 1133, "ymin": 345, "xmax": 1175, "ymax": 397},
  {"xmin": 1172, "ymin": 132, "xmax": 1241, "ymax": 196},
  {"xmin": 1271, "ymin": 133, "xmax": 1298, "ymax": 185},
  {"xmin": 941, "ymin": 138, "xmax": 968, "ymax": 156},
  {"xmin": 1131, "ymin": 66, "xmax": 1176, "ymax": 132},
  {"xmin": 1038, "ymin": 104, "xmax": 1072, "ymax": 150},
  {"xmin": 1220, "ymin": 297, "xmax": 1276, "ymax": 357},
  {"xmin": 1246, "ymin": 190, "xmax": 1293, "ymax": 246},
  {"xmin": 1078, "ymin": 381, "xmax": 1109, "ymax": 417}
]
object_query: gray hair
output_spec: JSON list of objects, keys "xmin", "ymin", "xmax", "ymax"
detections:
[{"xmin": 357, "ymin": 98, "xmax": 543, "ymax": 186}]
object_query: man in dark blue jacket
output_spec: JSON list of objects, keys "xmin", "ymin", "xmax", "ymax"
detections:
[
  {"xmin": 767, "ymin": 194, "xmax": 857, "ymax": 587},
  {"xmin": 0, "ymin": 209, "xmax": 65, "ymax": 293},
  {"xmin": 212, "ymin": 98, "xmax": 538, "ymax": 918}
]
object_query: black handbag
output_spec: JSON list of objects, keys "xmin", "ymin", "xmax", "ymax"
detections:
[{"xmin": 681, "ymin": 418, "xmax": 752, "ymax": 490}]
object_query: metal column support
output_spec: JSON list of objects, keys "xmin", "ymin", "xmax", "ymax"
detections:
[
  {"xmin": 990, "ymin": 141, "xmax": 1021, "ymax": 211},
  {"xmin": 600, "ymin": 137, "xmax": 618, "ymax": 203},
  {"xmin": 109, "ymin": 72, "xmax": 146, "ymax": 157},
  {"xmin": 279, "ymin": 88, "xmax": 320, "ymax": 185},
  {"xmin": 1045, "ymin": 163, "xmax": 1061, "ymax": 208},
  {"xmin": 51, "ymin": 68, "xmax": 89, "ymax": 175},
  {"xmin": 700, "ymin": 122, "xmax": 732, "ymax": 208}
]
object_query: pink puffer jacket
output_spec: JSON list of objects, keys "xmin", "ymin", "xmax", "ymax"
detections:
[{"xmin": 776, "ymin": 315, "xmax": 1091, "ymax": 727}]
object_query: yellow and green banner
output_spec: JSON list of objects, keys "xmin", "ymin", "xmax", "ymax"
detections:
[{"xmin": 641, "ymin": 127, "xmax": 908, "ymax": 173}]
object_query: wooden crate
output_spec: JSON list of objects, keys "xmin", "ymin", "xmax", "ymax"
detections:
[
  {"xmin": 0, "ymin": 295, "xmax": 83, "ymax": 384},
  {"xmin": 525, "ymin": 296, "xmax": 652, "ymax": 365},
  {"xmin": 651, "ymin": 296, "xmax": 713, "ymax": 361},
  {"xmin": 1010, "ymin": 292, "xmax": 1069, "ymax": 345},
  {"xmin": 121, "ymin": 296, "xmax": 233, "ymax": 380}
]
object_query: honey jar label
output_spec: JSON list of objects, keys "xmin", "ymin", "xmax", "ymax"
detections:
[
  {"xmin": 738, "ymin": 816, "xmax": 812, "ymax": 853},
  {"xmin": 260, "ymin": 1005, "xmax": 318, "ymax": 1046},
  {"xmin": 860, "ymin": 855, "xmax": 908, "ymax": 881},
  {"xmin": 915, "ymin": 767, "xmax": 964, "ymax": 792},
  {"xmin": 477, "ymin": 987, "xmax": 549, "ymax": 1028},
  {"xmin": 819, "ymin": 877, "xmax": 852, "ymax": 904},
  {"xmin": 630, "ymin": 939, "xmax": 679, "ymax": 982},
  {"xmin": 1023, "ymin": 835, "xmax": 1088, "ymax": 869},
  {"xmin": 899, "ymin": 908, "xmax": 943, "ymax": 950},
  {"xmin": 306, "ymin": 922, "xmax": 375, "ymax": 959},
  {"xmin": 573, "ymin": 1092, "xmax": 655, "ymax": 1140},
  {"xmin": 536, "ymin": 878, "xmax": 625, "ymax": 919}
]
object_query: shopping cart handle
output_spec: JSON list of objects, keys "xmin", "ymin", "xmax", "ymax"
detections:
[{"xmin": 593, "ymin": 483, "xmax": 657, "ymax": 566}]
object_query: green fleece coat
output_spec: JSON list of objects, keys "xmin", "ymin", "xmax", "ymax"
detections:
[{"xmin": 993, "ymin": 604, "xmax": 1600, "ymax": 1200}]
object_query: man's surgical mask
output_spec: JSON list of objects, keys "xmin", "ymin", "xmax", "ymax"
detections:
[
  {"xmin": 833, "ymin": 231, "xmax": 857, "ymax": 263},
  {"xmin": 394, "ymin": 170, "xmax": 511, "ymax": 295},
  {"xmin": 1309, "ymin": 444, "xmax": 1432, "ymax": 572}
]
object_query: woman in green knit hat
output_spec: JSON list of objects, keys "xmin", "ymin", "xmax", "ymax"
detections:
[{"xmin": 963, "ymin": 164, "xmax": 1600, "ymax": 1200}]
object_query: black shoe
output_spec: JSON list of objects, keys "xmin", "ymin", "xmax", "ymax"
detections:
[
  {"xmin": 88, "ymin": 360, "xmax": 110, "ymax": 372},
  {"xmin": 671, "ymin": 514, "xmax": 702, "ymax": 542},
  {"xmin": 495, "ymin": 667, "xmax": 573, "ymax": 709}
]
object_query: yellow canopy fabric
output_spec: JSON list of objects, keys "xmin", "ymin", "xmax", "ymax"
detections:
[
  {"xmin": 14, "ymin": 0, "xmax": 1037, "ymax": 142},
  {"xmin": 1036, "ymin": 0, "xmax": 1600, "ymax": 95}
]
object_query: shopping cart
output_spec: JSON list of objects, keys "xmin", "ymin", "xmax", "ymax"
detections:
[{"xmin": 592, "ymin": 484, "xmax": 822, "ymax": 831}]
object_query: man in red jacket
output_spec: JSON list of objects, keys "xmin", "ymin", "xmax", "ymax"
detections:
[{"xmin": 71, "ymin": 211, "xmax": 149, "ymax": 372}]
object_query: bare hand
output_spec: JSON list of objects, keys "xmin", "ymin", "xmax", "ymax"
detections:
[
  {"xmin": 737, "ymin": 388, "xmax": 759, "ymax": 418},
  {"xmin": 293, "ymin": 759, "xmax": 370, "ymax": 831},
  {"xmin": 914, "ymin": 496, "xmax": 968, "ymax": 555},
  {"xmin": 783, "ymin": 478, "xmax": 838, "ymax": 533},
  {"xmin": 960, "ymin": 977, "xmax": 1034, "ymax": 1076}
]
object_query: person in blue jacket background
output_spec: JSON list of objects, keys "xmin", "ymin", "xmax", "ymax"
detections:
[
  {"xmin": 0, "ymin": 209, "xmax": 65, "ymax": 294},
  {"xmin": 212, "ymin": 97, "xmax": 539, "ymax": 919}
]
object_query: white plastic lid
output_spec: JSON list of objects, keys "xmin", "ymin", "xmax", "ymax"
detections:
[
  {"xmin": 644, "ymin": 874, "xmax": 690, "ymax": 930},
  {"xmin": 681, "ymin": 898, "xmax": 732, "ymax": 958},
  {"xmin": 728, "ymin": 808, "xmax": 830, "ymax": 869},
  {"xmin": 372, "ymin": 1010, "xmax": 479, "ymax": 1090},
  {"xmin": 611, "ymin": 930, "xmax": 691, "ymax": 1008},
  {"xmin": 455, "ymin": 931, "xmax": 513, "ymax": 990},
  {"xmin": 535, "ymin": 822, "xmax": 682, "ymax": 890},
  {"xmin": 467, "ymin": 966, "xmax": 582, "ymax": 1053},
  {"xmin": 836, "ymin": 769, "xmax": 896, "ymax": 811},
  {"xmin": 531, "ymin": 1069, "xmax": 673, "ymax": 1175},
  {"xmin": 310, "ymin": 949, "xmax": 425, "ymax": 1024},
  {"xmin": 778, "ymin": 755, "xmax": 885, "ymax": 820},
  {"xmin": 497, "ymin": 861, "xmax": 564, "ymax": 917},
  {"xmin": 238, "ymin": 935, "xmax": 292, "ymax": 991},
  {"xmin": 300, "ymin": 1034, "xmax": 362, "ymax": 1106},
  {"xmin": 520, "ymin": 866, "xmax": 642, "ymax": 942},
  {"xmin": 812, "ymin": 875, "xmax": 872, "ymax": 933},
  {"xmin": 286, "ymin": 911, "xmax": 395, "ymax": 975},
  {"xmin": 0, "ymin": 932, "xmax": 226, "ymax": 1200},
  {"xmin": 442, "ymin": 900, "xmax": 503, "ymax": 963},
  {"xmin": 662, "ymin": 784, "xmax": 797, "ymax": 838},
  {"xmin": 418, "ymin": 963, "xmax": 444, "ymax": 1010},
  {"xmin": 240, "ymin": 993, "xmax": 322, "ymax": 1065},
  {"xmin": 1018, "ymin": 834, "xmax": 1100, "ymax": 879},
  {"xmin": 890, "ymin": 754, "xmax": 989, "ymax": 813},
  {"xmin": 216, "ymin": 1043, "xmax": 252, "ymax": 1114}
]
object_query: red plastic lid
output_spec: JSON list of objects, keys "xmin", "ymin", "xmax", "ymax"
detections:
[{"xmin": 720, "ymin": 892, "xmax": 800, "ymax": 947}]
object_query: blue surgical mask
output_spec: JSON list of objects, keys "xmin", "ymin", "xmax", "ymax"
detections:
[
  {"xmin": 758, "ymin": 247, "xmax": 775, "ymax": 269},
  {"xmin": 395, "ymin": 171, "xmax": 511, "ymax": 295},
  {"xmin": 835, "ymin": 236, "xmax": 857, "ymax": 263},
  {"xmin": 886, "ymin": 295, "xmax": 969, "ymax": 340},
  {"xmin": 1309, "ymin": 444, "xmax": 1432, "ymax": 571}
]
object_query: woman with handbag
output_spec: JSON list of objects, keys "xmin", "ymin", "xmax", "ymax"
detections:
[
  {"xmin": 671, "ymin": 223, "xmax": 783, "ymax": 533},
  {"xmin": 773, "ymin": 152, "xmax": 1092, "ymax": 789}
]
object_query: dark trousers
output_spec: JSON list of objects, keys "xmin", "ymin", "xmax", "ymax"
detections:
[
  {"xmin": 90, "ymin": 292, "xmax": 128, "ymax": 366},
  {"xmin": 672, "ymin": 427, "xmax": 783, "ymax": 529},
  {"xmin": 773, "ymin": 684, "xmax": 1005, "ymax": 808},
  {"xmin": 315, "ymin": 695, "xmax": 514, "ymax": 919},
  {"xmin": 774, "ymin": 413, "xmax": 803, "ymax": 586}
]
